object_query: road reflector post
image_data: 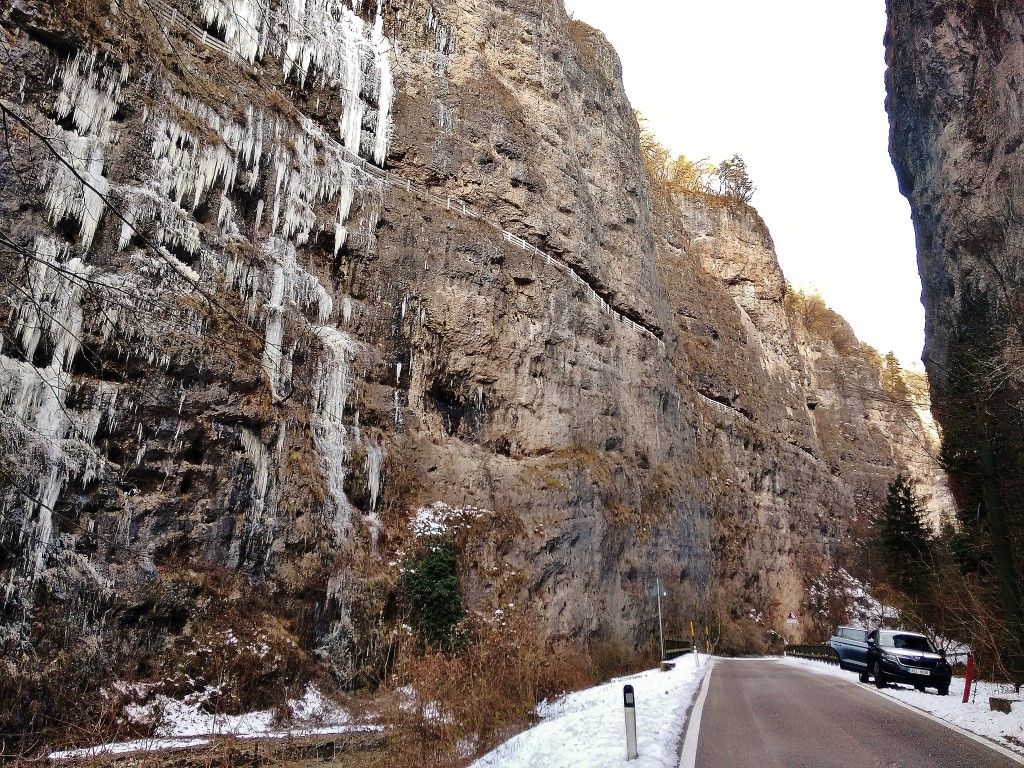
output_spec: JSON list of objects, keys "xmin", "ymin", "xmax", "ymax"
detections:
[
  {"xmin": 963, "ymin": 653, "xmax": 975, "ymax": 704},
  {"xmin": 623, "ymin": 684, "xmax": 638, "ymax": 760}
]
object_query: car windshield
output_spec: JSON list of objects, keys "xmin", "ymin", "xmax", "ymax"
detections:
[{"xmin": 880, "ymin": 632, "xmax": 934, "ymax": 653}]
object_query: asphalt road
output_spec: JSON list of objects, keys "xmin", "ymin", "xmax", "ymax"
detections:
[{"xmin": 692, "ymin": 659, "xmax": 1020, "ymax": 768}]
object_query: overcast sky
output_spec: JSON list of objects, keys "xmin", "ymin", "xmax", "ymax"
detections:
[{"xmin": 564, "ymin": 0, "xmax": 924, "ymax": 366}]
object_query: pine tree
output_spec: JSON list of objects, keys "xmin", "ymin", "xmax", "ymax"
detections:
[{"xmin": 877, "ymin": 475, "xmax": 932, "ymax": 595}]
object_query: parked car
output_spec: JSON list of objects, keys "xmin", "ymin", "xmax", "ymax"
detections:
[
  {"xmin": 830, "ymin": 626, "xmax": 952, "ymax": 695},
  {"xmin": 830, "ymin": 625, "xmax": 870, "ymax": 681}
]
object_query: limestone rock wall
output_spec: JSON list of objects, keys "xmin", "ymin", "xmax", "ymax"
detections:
[{"xmin": 0, "ymin": 0, "xmax": 946, "ymax": 709}]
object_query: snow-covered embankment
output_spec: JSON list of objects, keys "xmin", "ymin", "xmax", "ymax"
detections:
[{"xmin": 471, "ymin": 655, "xmax": 710, "ymax": 768}]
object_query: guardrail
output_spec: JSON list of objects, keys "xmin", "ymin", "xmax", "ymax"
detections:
[
  {"xmin": 785, "ymin": 644, "xmax": 839, "ymax": 665},
  {"xmin": 665, "ymin": 639, "xmax": 693, "ymax": 660}
]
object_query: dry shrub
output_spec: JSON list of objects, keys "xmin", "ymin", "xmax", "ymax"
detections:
[
  {"xmin": 589, "ymin": 637, "xmax": 635, "ymax": 682},
  {"xmin": 380, "ymin": 608, "xmax": 597, "ymax": 767},
  {"xmin": 785, "ymin": 288, "xmax": 861, "ymax": 355}
]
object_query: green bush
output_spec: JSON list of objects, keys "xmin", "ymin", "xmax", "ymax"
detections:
[{"xmin": 402, "ymin": 538, "xmax": 464, "ymax": 649}]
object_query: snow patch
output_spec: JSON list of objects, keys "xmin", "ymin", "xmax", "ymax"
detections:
[
  {"xmin": 410, "ymin": 501, "xmax": 489, "ymax": 538},
  {"xmin": 472, "ymin": 657, "xmax": 710, "ymax": 768}
]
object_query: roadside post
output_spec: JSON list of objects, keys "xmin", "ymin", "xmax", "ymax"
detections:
[
  {"xmin": 623, "ymin": 684, "xmax": 638, "ymax": 760},
  {"xmin": 656, "ymin": 578, "xmax": 666, "ymax": 660},
  {"xmin": 963, "ymin": 653, "xmax": 975, "ymax": 704},
  {"xmin": 690, "ymin": 620, "xmax": 699, "ymax": 667}
]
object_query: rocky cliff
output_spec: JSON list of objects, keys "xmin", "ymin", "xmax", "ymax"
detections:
[
  {"xmin": 886, "ymin": 0, "xmax": 1024, "ymax": 659},
  {"xmin": 0, "ymin": 0, "xmax": 945, "ymax": 741}
]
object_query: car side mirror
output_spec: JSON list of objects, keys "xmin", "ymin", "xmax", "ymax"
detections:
[{"xmin": 939, "ymin": 649, "xmax": 947, "ymax": 658}]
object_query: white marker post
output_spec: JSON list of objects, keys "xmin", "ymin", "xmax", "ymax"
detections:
[
  {"xmin": 623, "ymin": 684, "xmax": 638, "ymax": 760},
  {"xmin": 656, "ymin": 577, "xmax": 666, "ymax": 661}
]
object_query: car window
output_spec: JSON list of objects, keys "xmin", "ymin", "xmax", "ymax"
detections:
[
  {"xmin": 879, "ymin": 632, "xmax": 934, "ymax": 652},
  {"xmin": 892, "ymin": 634, "xmax": 935, "ymax": 652}
]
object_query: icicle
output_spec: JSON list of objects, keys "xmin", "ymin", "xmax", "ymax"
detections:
[
  {"xmin": 54, "ymin": 49, "xmax": 128, "ymax": 141},
  {"xmin": 364, "ymin": 440, "xmax": 382, "ymax": 512},
  {"xmin": 202, "ymin": 0, "xmax": 266, "ymax": 63},
  {"xmin": 311, "ymin": 325, "xmax": 358, "ymax": 543},
  {"xmin": 42, "ymin": 130, "xmax": 108, "ymax": 251},
  {"xmin": 371, "ymin": 11, "xmax": 393, "ymax": 164}
]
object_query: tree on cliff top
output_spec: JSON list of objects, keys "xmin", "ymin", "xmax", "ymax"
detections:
[
  {"xmin": 716, "ymin": 153, "xmax": 756, "ymax": 203},
  {"xmin": 636, "ymin": 111, "xmax": 715, "ymax": 197}
]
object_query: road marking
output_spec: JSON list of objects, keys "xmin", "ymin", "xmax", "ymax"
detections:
[
  {"xmin": 859, "ymin": 683, "xmax": 1024, "ymax": 765},
  {"xmin": 776, "ymin": 658, "xmax": 1024, "ymax": 765},
  {"xmin": 678, "ymin": 657, "xmax": 715, "ymax": 768}
]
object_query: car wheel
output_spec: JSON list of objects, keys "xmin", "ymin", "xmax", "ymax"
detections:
[
  {"xmin": 859, "ymin": 672, "xmax": 870, "ymax": 683},
  {"xmin": 873, "ymin": 661, "xmax": 886, "ymax": 688},
  {"xmin": 938, "ymin": 685, "xmax": 949, "ymax": 696}
]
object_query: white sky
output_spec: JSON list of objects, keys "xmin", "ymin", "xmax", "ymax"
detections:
[{"xmin": 564, "ymin": 0, "xmax": 925, "ymax": 366}]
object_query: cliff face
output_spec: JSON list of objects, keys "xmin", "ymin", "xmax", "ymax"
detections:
[
  {"xmin": 885, "ymin": 2, "xmax": 1023, "ymax": 531},
  {"xmin": 0, "ymin": 0, "xmax": 943, "ymax": 721}
]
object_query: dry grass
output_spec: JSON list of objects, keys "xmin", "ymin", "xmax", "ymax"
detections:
[{"xmin": 372, "ymin": 606, "xmax": 597, "ymax": 768}]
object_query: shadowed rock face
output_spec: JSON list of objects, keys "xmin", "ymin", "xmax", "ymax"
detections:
[
  {"xmin": 0, "ymin": 0, "xmax": 942, "ymax": 704},
  {"xmin": 885, "ymin": 2, "xmax": 1023, "ymax": 527}
]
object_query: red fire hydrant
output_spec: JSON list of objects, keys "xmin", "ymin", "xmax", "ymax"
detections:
[{"xmin": 962, "ymin": 653, "xmax": 974, "ymax": 704}]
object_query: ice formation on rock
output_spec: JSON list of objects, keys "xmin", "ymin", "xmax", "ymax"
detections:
[
  {"xmin": 42, "ymin": 131, "xmax": 109, "ymax": 252},
  {"xmin": 255, "ymin": 238, "xmax": 334, "ymax": 397},
  {"xmin": 236, "ymin": 427, "xmax": 277, "ymax": 569},
  {"xmin": 364, "ymin": 439, "xmax": 382, "ymax": 512},
  {"xmin": 54, "ymin": 48, "xmax": 129, "ymax": 141},
  {"xmin": 201, "ymin": 0, "xmax": 394, "ymax": 165},
  {"xmin": 42, "ymin": 50, "xmax": 130, "ymax": 251},
  {"xmin": 201, "ymin": 0, "xmax": 266, "ymax": 63},
  {"xmin": 312, "ymin": 326, "xmax": 358, "ymax": 543},
  {"xmin": 0, "ymin": 238, "xmax": 94, "ymax": 591}
]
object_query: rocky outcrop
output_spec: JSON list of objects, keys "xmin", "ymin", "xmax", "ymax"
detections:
[
  {"xmin": 886, "ymin": 1, "xmax": 1023, "ymax": 532},
  {"xmin": 0, "ymin": 0, "xmax": 946, "ymax": 734}
]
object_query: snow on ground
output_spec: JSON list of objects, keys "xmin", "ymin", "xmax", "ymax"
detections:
[
  {"xmin": 471, "ymin": 655, "xmax": 710, "ymax": 768},
  {"xmin": 49, "ymin": 686, "xmax": 380, "ymax": 760},
  {"xmin": 779, "ymin": 656, "xmax": 1024, "ymax": 755}
]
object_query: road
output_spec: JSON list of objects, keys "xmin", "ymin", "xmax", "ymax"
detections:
[{"xmin": 690, "ymin": 659, "xmax": 1020, "ymax": 768}]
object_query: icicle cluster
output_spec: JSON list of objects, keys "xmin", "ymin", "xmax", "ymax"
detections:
[
  {"xmin": 202, "ymin": 0, "xmax": 267, "ymax": 63},
  {"xmin": 118, "ymin": 186, "xmax": 202, "ymax": 257},
  {"xmin": 201, "ymin": 0, "xmax": 394, "ymax": 164},
  {"xmin": 256, "ymin": 238, "xmax": 333, "ymax": 397},
  {"xmin": 53, "ymin": 48, "xmax": 129, "ymax": 141},
  {"xmin": 0, "ymin": 237, "xmax": 114, "ymax": 597},
  {"xmin": 233, "ymin": 426, "xmax": 281, "ymax": 569},
  {"xmin": 41, "ymin": 50, "xmax": 128, "ymax": 251}
]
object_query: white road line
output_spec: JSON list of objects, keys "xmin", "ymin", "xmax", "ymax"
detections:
[
  {"xmin": 859, "ymin": 684, "xmax": 1024, "ymax": 765},
  {"xmin": 776, "ymin": 658, "xmax": 1024, "ymax": 765},
  {"xmin": 678, "ymin": 658, "xmax": 716, "ymax": 768}
]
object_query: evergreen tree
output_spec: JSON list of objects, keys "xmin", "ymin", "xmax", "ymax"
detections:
[
  {"xmin": 877, "ymin": 475, "xmax": 932, "ymax": 595},
  {"xmin": 717, "ymin": 153, "xmax": 755, "ymax": 202},
  {"xmin": 402, "ymin": 538, "xmax": 464, "ymax": 649}
]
